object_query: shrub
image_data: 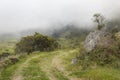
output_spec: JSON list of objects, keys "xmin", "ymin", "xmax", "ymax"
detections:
[
  {"xmin": 77, "ymin": 39, "xmax": 120, "ymax": 69},
  {"xmin": 15, "ymin": 32, "xmax": 58, "ymax": 54}
]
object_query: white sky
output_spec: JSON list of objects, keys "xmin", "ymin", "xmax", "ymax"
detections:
[{"xmin": 0, "ymin": 0, "xmax": 120, "ymax": 33}]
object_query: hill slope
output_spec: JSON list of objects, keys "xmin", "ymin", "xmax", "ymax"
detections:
[{"xmin": 1, "ymin": 50, "xmax": 120, "ymax": 80}]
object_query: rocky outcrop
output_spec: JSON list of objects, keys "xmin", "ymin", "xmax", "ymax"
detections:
[{"xmin": 84, "ymin": 30, "xmax": 112, "ymax": 52}]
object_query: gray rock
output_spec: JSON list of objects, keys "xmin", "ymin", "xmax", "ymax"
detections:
[
  {"xmin": 71, "ymin": 58, "xmax": 78, "ymax": 64},
  {"xmin": 84, "ymin": 30, "xmax": 112, "ymax": 52}
]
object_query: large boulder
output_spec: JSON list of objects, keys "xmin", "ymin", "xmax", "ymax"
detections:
[{"xmin": 84, "ymin": 30, "xmax": 113, "ymax": 52}]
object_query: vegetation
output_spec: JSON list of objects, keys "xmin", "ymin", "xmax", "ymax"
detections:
[
  {"xmin": 93, "ymin": 13, "xmax": 105, "ymax": 30},
  {"xmin": 52, "ymin": 25, "xmax": 89, "ymax": 49},
  {"xmin": 70, "ymin": 67, "xmax": 120, "ymax": 80},
  {"xmin": 15, "ymin": 32, "xmax": 58, "ymax": 54},
  {"xmin": 77, "ymin": 44, "xmax": 120, "ymax": 70},
  {"xmin": 77, "ymin": 28, "xmax": 120, "ymax": 70},
  {"xmin": 0, "ymin": 15, "xmax": 120, "ymax": 80},
  {"xmin": 0, "ymin": 37, "xmax": 120, "ymax": 80}
]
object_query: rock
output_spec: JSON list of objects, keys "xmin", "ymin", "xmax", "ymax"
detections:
[
  {"xmin": 71, "ymin": 58, "xmax": 78, "ymax": 64},
  {"xmin": 9, "ymin": 57, "xmax": 19, "ymax": 64},
  {"xmin": 84, "ymin": 30, "xmax": 112, "ymax": 52}
]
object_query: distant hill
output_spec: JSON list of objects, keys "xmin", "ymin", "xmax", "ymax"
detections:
[
  {"xmin": 19, "ymin": 28, "xmax": 53, "ymax": 37},
  {"xmin": 51, "ymin": 24, "xmax": 90, "ymax": 39},
  {"xmin": 0, "ymin": 33, "xmax": 19, "ymax": 41},
  {"xmin": 0, "ymin": 24, "xmax": 91, "ymax": 41}
]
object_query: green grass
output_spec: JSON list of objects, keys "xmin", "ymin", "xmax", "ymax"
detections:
[
  {"xmin": 22, "ymin": 57, "xmax": 49, "ymax": 80},
  {"xmin": 52, "ymin": 68, "xmax": 69, "ymax": 80},
  {"xmin": 0, "ymin": 58, "xmax": 26, "ymax": 80},
  {"xmin": 0, "ymin": 40, "xmax": 17, "ymax": 54},
  {"xmin": 60, "ymin": 49, "xmax": 120, "ymax": 80},
  {"xmin": 61, "ymin": 49, "xmax": 82, "ymax": 71},
  {"xmin": 1, "ymin": 49, "xmax": 120, "ymax": 80},
  {"xmin": 70, "ymin": 67, "xmax": 120, "ymax": 80},
  {"xmin": 22, "ymin": 50, "xmax": 70, "ymax": 80}
]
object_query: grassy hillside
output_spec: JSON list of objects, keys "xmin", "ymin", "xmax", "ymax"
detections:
[
  {"xmin": 0, "ymin": 49, "xmax": 120, "ymax": 80},
  {"xmin": 0, "ymin": 39, "xmax": 17, "ymax": 54},
  {"xmin": 0, "ymin": 29, "xmax": 120, "ymax": 80}
]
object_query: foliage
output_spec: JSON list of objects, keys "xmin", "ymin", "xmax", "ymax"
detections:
[
  {"xmin": 93, "ymin": 13, "xmax": 105, "ymax": 30},
  {"xmin": 70, "ymin": 67, "xmax": 120, "ymax": 80},
  {"xmin": 15, "ymin": 32, "xmax": 58, "ymax": 54},
  {"xmin": 15, "ymin": 35, "xmax": 34, "ymax": 54},
  {"xmin": 77, "ymin": 39, "xmax": 120, "ymax": 69}
]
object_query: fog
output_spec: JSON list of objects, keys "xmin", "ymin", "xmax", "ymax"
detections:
[{"xmin": 0, "ymin": 0, "xmax": 120, "ymax": 34}]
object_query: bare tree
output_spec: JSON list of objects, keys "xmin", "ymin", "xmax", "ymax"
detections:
[{"xmin": 93, "ymin": 13, "xmax": 105, "ymax": 30}]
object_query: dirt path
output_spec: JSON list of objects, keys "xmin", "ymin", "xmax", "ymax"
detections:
[
  {"xmin": 51, "ymin": 50, "xmax": 81, "ymax": 80},
  {"xmin": 10, "ymin": 50, "xmax": 80, "ymax": 80},
  {"xmin": 40, "ymin": 50, "xmax": 79, "ymax": 80},
  {"xmin": 11, "ymin": 55, "xmax": 41, "ymax": 80},
  {"xmin": 39, "ymin": 51, "xmax": 61, "ymax": 80}
]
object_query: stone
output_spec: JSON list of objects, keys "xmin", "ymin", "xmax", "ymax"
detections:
[
  {"xmin": 71, "ymin": 58, "xmax": 78, "ymax": 64},
  {"xmin": 84, "ymin": 30, "xmax": 112, "ymax": 52}
]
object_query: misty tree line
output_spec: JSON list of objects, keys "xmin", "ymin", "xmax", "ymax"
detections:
[
  {"xmin": 15, "ymin": 32, "xmax": 58, "ymax": 54},
  {"xmin": 93, "ymin": 13, "xmax": 120, "ymax": 33}
]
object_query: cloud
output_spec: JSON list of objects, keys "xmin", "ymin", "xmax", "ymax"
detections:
[{"xmin": 0, "ymin": 0, "xmax": 120, "ymax": 33}]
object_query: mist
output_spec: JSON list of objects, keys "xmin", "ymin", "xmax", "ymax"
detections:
[{"xmin": 0, "ymin": 0, "xmax": 120, "ymax": 34}]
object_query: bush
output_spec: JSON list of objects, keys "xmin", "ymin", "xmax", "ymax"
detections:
[
  {"xmin": 15, "ymin": 32, "xmax": 58, "ymax": 54},
  {"xmin": 77, "ymin": 39, "xmax": 120, "ymax": 69}
]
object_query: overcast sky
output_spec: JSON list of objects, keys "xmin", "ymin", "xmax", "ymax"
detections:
[{"xmin": 0, "ymin": 0, "xmax": 120, "ymax": 33}]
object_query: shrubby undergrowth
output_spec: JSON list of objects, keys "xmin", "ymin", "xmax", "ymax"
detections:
[
  {"xmin": 0, "ymin": 55, "xmax": 20, "ymax": 71},
  {"xmin": 77, "ymin": 37, "xmax": 120, "ymax": 69}
]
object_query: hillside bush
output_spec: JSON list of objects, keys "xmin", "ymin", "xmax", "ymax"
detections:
[
  {"xmin": 15, "ymin": 32, "xmax": 58, "ymax": 54},
  {"xmin": 77, "ymin": 39, "xmax": 120, "ymax": 69}
]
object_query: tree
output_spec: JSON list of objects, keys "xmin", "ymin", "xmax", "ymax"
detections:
[
  {"xmin": 15, "ymin": 35, "xmax": 35, "ymax": 54},
  {"xmin": 33, "ymin": 32, "xmax": 58, "ymax": 51},
  {"xmin": 15, "ymin": 32, "xmax": 58, "ymax": 54},
  {"xmin": 93, "ymin": 13, "xmax": 105, "ymax": 30}
]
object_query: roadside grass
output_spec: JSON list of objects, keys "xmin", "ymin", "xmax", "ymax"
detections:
[
  {"xmin": 70, "ymin": 67, "xmax": 120, "ymax": 80},
  {"xmin": 1, "ymin": 49, "xmax": 120, "ymax": 80},
  {"xmin": 61, "ymin": 49, "xmax": 82, "ymax": 71},
  {"xmin": 51, "ymin": 68, "xmax": 69, "ymax": 80},
  {"xmin": 60, "ymin": 49, "xmax": 120, "ymax": 80},
  {"xmin": 0, "ymin": 53, "xmax": 29, "ymax": 80},
  {"xmin": 0, "ymin": 57, "xmax": 26, "ymax": 80}
]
